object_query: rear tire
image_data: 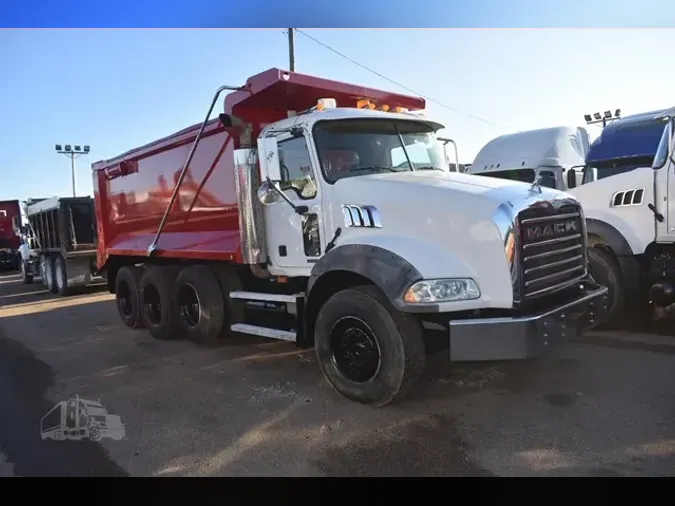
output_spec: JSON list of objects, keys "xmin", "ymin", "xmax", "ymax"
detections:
[
  {"xmin": 314, "ymin": 284, "xmax": 426, "ymax": 407},
  {"xmin": 21, "ymin": 260, "xmax": 34, "ymax": 284},
  {"xmin": 43, "ymin": 255, "xmax": 57, "ymax": 294},
  {"xmin": 139, "ymin": 266, "xmax": 180, "ymax": 340},
  {"xmin": 588, "ymin": 247, "xmax": 624, "ymax": 327},
  {"xmin": 174, "ymin": 265, "xmax": 225, "ymax": 346},
  {"xmin": 54, "ymin": 255, "xmax": 71, "ymax": 296},
  {"xmin": 115, "ymin": 266, "xmax": 146, "ymax": 329}
]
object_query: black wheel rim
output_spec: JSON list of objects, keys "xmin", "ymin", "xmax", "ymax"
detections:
[
  {"xmin": 117, "ymin": 280, "xmax": 133, "ymax": 318},
  {"xmin": 177, "ymin": 283, "xmax": 200, "ymax": 328},
  {"xmin": 329, "ymin": 316, "xmax": 381, "ymax": 383},
  {"xmin": 143, "ymin": 285, "xmax": 162, "ymax": 324}
]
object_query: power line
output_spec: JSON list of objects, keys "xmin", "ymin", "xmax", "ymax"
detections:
[{"xmin": 294, "ymin": 29, "xmax": 513, "ymax": 130}]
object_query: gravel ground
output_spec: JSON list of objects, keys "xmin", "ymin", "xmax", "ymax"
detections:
[{"xmin": 0, "ymin": 270, "xmax": 674, "ymax": 477}]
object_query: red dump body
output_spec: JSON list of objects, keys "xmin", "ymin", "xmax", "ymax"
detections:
[
  {"xmin": 0, "ymin": 199, "xmax": 21, "ymax": 251},
  {"xmin": 92, "ymin": 68, "xmax": 425, "ymax": 270}
]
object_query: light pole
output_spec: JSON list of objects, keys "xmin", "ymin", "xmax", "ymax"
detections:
[
  {"xmin": 584, "ymin": 109, "xmax": 621, "ymax": 129},
  {"xmin": 55, "ymin": 144, "xmax": 90, "ymax": 197}
]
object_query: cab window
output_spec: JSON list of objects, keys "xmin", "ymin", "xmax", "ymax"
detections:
[{"xmin": 277, "ymin": 136, "xmax": 317, "ymax": 199}]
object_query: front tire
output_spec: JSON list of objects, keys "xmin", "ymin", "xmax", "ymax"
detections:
[
  {"xmin": 314, "ymin": 285, "xmax": 426, "ymax": 407},
  {"xmin": 115, "ymin": 266, "xmax": 146, "ymax": 329},
  {"xmin": 21, "ymin": 260, "xmax": 34, "ymax": 284},
  {"xmin": 588, "ymin": 247, "xmax": 624, "ymax": 327},
  {"xmin": 139, "ymin": 266, "xmax": 180, "ymax": 340}
]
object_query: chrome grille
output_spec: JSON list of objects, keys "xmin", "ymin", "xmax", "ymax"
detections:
[{"xmin": 517, "ymin": 203, "xmax": 586, "ymax": 301}]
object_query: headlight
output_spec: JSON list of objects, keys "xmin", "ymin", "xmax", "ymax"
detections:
[{"xmin": 403, "ymin": 278, "xmax": 480, "ymax": 303}]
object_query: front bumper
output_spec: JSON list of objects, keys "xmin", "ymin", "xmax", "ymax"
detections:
[{"xmin": 448, "ymin": 280, "xmax": 609, "ymax": 362}]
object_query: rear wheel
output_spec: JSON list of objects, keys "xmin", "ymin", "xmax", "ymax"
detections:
[
  {"xmin": 139, "ymin": 266, "xmax": 180, "ymax": 340},
  {"xmin": 43, "ymin": 256, "xmax": 57, "ymax": 294},
  {"xmin": 115, "ymin": 266, "xmax": 146, "ymax": 329},
  {"xmin": 314, "ymin": 285, "xmax": 426, "ymax": 407},
  {"xmin": 54, "ymin": 255, "xmax": 71, "ymax": 296},
  {"xmin": 175, "ymin": 265, "xmax": 226, "ymax": 346},
  {"xmin": 588, "ymin": 247, "xmax": 624, "ymax": 327}
]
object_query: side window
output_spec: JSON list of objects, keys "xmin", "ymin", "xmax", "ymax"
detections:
[
  {"xmin": 390, "ymin": 143, "xmax": 432, "ymax": 169},
  {"xmin": 539, "ymin": 171, "xmax": 557, "ymax": 189},
  {"xmin": 277, "ymin": 137, "xmax": 317, "ymax": 199}
]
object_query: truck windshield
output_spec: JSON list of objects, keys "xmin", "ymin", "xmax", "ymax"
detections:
[
  {"xmin": 582, "ymin": 158, "xmax": 652, "ymax": 184},
  {"xmin": 476, "ymin": 168, "xmax": 536, "ymax": 184},
  {"xmin": 313, "ymin": 119, "xmax": 447, "ymax": 183},
  {"xmin": 652, "ymin": 120, "xmax": 671, "ymax": 169}
]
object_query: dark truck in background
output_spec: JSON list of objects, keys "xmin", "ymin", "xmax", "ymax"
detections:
[
  {"xmin": 0, "ymin": 199, "xmax": 21, "ymax": 271},
  {"xmin": 17, "ymin": 196, "xmax": 102, "ymax": 295}
]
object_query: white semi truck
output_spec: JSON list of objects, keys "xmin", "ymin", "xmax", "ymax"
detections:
[
  {"xmin": 468, "ymin": 110, "xmax": 672, "ymax": 326},
  {"xmin": 468, "ymin": 126, "xmax": 589, "ymax": 190}
]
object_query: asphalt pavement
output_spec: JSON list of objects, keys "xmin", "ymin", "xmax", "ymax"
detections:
[{"xmin": 0, "ymin": 270, "xmax": 674, "ymax": 476}]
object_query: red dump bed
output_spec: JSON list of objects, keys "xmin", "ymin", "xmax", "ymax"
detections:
[
  {"xmin": 0, "ymin": 200, "xmax": 21, "ymax": 251},
  {"xmin": 92, "ymin": 68, "xmax": 425, "ymax": 270}
]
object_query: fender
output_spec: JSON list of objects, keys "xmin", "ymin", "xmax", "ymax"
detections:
[
  {"xmin": 585, "ymin": 218, "xmax": 640, "ymax": 297},
  {"xmin": 306, "ymin": 243, "xmax": 438, "ymax": 313},
  {"xmin": 585, "ymin": 218, "xmax": 634, "ymax": 257}
]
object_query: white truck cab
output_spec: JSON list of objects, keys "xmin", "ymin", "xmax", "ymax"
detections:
[
  {"xmin": 467, "ymin": 126, "xmax": 589, "ymax": 190},
  {"xmin": 562, "ymin": 108, "xmax": 675, "ymax": 325}
]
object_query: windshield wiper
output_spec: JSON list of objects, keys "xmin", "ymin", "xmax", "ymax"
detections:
[
  {"xmin": 413, "ymin": 166, "xmax": 442, "ymax": 171},
  {"xmin": 349, "ymin": 166, "xmax": 399, "ymax": 173}
]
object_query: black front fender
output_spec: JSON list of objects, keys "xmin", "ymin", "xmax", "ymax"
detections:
[{"xmin": 307, "ymin": 244, "xmax": 437, "ymax": 313}]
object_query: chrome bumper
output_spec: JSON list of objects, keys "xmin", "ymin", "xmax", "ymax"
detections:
[{"xmin": 448, "ymin": 282, "xmax": 609, "ymax": 362}]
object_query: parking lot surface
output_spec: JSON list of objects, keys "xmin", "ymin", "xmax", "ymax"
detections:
[{"xmin": 0, "ymin": 270, "xmax": 674, "ymax": 477}]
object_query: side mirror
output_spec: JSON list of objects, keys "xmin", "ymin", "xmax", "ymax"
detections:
[
  {"xmin": 257, "ymin": 137, "xmax": 282, "ymax": 182},
  {"xmin": 257, "ymin": 181, "xmax": 281, "ymax": 206},
  {"xmin": 566, "ymin": 168, "xmax": 576, "ymax": 189}
]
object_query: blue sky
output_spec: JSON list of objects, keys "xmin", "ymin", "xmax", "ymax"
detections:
[{"xmin": 0, "ymin": 28, "xmax": 673, "ymax": 202}]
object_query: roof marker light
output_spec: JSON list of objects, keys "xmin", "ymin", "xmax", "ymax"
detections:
[{"xmin": 316, "ymin": 98, "xmax": 336, "ymax": 110}]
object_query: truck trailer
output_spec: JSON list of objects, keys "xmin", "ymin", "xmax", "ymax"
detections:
[
  {"xmin": 93, "ymin": 68, "xmax": 608, "ymax": 406},
  {"xmin": 0, "ymin": 199, "xmax": 21, "ymax": 271},
  {"xmin": 20, "ymin": 196, "xmax": 100, "ymax": 295}
]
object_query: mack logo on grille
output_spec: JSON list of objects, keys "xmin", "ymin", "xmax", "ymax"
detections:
[{"xmin": 525, "ymin": 220, "xmax": 578, "ymax": 240}]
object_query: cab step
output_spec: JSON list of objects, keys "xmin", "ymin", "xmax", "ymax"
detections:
[
  {"xmin": 230, "ymin": 324, "xmax": 297, "ymax": 342},
  {"xmin": 229, "ymin": 291, "xmax": 304, "ymax": 303}
]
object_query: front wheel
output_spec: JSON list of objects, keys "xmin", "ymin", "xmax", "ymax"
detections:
[
  {"xmin": 314, "ymin": 285, "xmax": 426, "ymax": 407},
  {"xmin": 587, "ymin": 247, "xmax": 624, "ymax": 327},
  {"xmin": 21, "ymin": 260, "xmax": 34, "ymax": 284}
]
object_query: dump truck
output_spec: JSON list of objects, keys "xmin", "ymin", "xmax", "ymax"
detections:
[
  {"xmin": 19, "ymin": 196, "xmax": 101, "ymax": 294},
  {"xmin": 0, "ymin": 199, "xmax": 21, "ymax": 271},
  {"xmin": 92, "ymin": 68, "xmax": 608, "ymax": 406}
]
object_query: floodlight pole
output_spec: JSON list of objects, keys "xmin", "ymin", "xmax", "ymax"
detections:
[{"xmin": 55, "ymin": 145, "xmax": 90, "ymax": 197}]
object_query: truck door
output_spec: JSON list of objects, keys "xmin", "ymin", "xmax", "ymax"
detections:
[
  {"xmin": 259, "ymin": 132, "xmax": 324, "ymax": 274},
  {"xmin": 654, "ymin": 118, "xmax": 675, "ymax": 241}
]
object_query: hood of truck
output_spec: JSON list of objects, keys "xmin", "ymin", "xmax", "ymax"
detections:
[
  {"xmin": 327, "ymin": 170, "xmax": 577, "ymax": 310},
  {"xmin": 332, "ymin": 169, "xmax": 570, "ymax": 210}
]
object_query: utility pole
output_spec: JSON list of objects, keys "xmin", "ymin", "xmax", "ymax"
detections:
[
  {"xmin": 55, "ymin": 144, "xmax": 90, "ymax": 197},
  {"xmin": 288, "ymin": 28, "xmax": 295, "ymax": 71}
]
